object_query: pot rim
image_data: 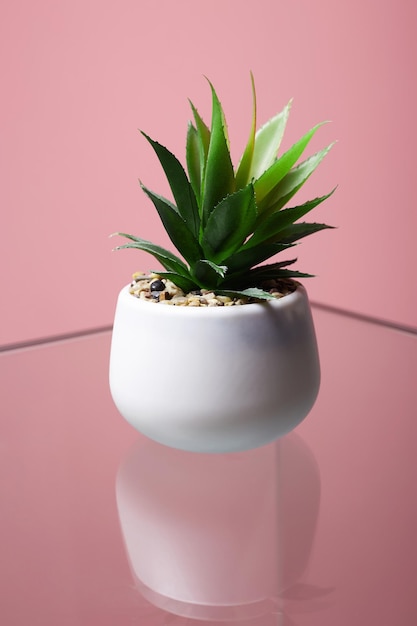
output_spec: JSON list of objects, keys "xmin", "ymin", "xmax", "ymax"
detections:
[{"xmin": 118, "ymin": 282, "xmax": 308, "ymax": 319}]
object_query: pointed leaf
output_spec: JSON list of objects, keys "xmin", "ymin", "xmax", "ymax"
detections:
[
  {"xmin": 140, "ymin": 183, "xmax": 202, "ymax": 265},
  {"xmin": 217, "ymin": 288, "xmax": 276, "ymax": 301},
  {"xmin": 189, "ymin": 101, "xmax": 211, "ymax": 159},
  {"xmin": 235, "ymin": 72, "xmax": 257, "ymax": 190},
  {"xmin": 192, "ymin": 259, "xmax": 228, "ymax": 289},
  {"xmin": 249, "ymin": 189, "xmax": 336, "ymax": 247},
  {"xmin": 222, "ymin": 259, "xmax": 300, "ymax": 289},
  {"xmin": 141, "ymin": 132, "xmax": 200, "ymax": 238},
  {"xmin": 196, "ymin": 259, "xmax": 228, "ymax": 278},
  {"xmin": 202, "ymin": 184, "xmax": 257, "ymax": 263},
  {"xmin": 254, "ymin": 123, "xmax": 325, "ymax": 205},
  {"xmin": 186, "ymin": 123, "xmax": 202, "ymax": 203},
  {"xmin": 250, "ymin": 258, "xmax": 298, "ymax": 273},
  {"xmin": 259, "ymin": 144, "xmax": 335, "ymax": 215},
  {"xmin": 247, "ymin": 262, "xmax": 314, "ymax": 282},
  {"xmin": 250, "ymin": 100, "xmax": 292, "ymax": 180},
  {"xmin": 224, "ymin": 242, "xmax": 294, "ymax": 274},
  {"xmin": 201, "ymin": 81, "xmax": 235, "ymax": 224},
  {"xmin": 189, "ymin": 101, "xmax": 211, "ymax": 205},
  {"xmin": 257, "ymin": 268, "xmax": 315, "ymax": 279},
  {"xmin": 154, "ymin": 271, "xmax": 197, "ymax": 293},
  {"xmin": 277, "ymin": 222, "xmax": 335, "ymax": 244},
  {"xmin": 111, "ymin": 234, "xmax": 190, "ymax": 275}
]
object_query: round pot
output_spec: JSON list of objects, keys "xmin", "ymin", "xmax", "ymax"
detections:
[{"xmin": 109, "ymin": 283, "xmax": 320, "ymax": 453}]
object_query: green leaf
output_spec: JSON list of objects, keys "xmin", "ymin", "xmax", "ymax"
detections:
[
  {"xmin": 189, "ymin": 101, "xmax": 211, "ymax": 207},
  {"xmin": 155, "ymin": 271, "xmax": 197, "ymax": 293},
  {"xmin": 250, "ymin": 99, "xmax": 292, "ymax": 181},
  {"xmin": 201, "ymin": 81, "xmax": 235, "ymax": 225},
  {"xmin": 111, "ymin": 233, "xmax": 190, "ymax": 276},
  {"xmin": 140, "ymin": 183, "xmax": 203, "ymax": 265},
  {"xmin": 264, "ymin": 268, "xmax": 315, "ymax": 278},
  {"xmin": 259, "ymin": 144, "xmax": 335, "ymax": 216},
  {"xmin": 186, "ymin": 123, "xmax": 202, "ymax": 203},
  {"xmin": 277, "ymin": 222, "xmax": 335, "ymax": 244},
  {"xmin": 222, "ymin": 259, "xmax": 304, "ymax": 289},
  {"xmin": 196, "ymin": 259, "xmax": 227, "ymax": 278},
  {"xmin": 250, "ymin": 258, "xmax": 298, "ymax": 272},
  {"xmin": 141, "ymin": 132, "xmax": 200, "ymax": 238},
  {"xmin": 246, "ymin": 262, "xmax": 314, "ymax": 282},
  {"xmin": 235, "ymin": 72, "xmax": 257, "ymax": 190},
  {"xmin": 189, "ymin": 101, "xmax": 211, "ymax": 159},
  {"xmin": 192, "ymin": 259, "xmax": 228, "ymax": 289},
  {"xmin": 201, "ymin": 184, "xmax": 258, "ymax": 263},
  {"xmin": 224, "ymin": 242, "xmax": 294, "ymax": 274},
  {"xmin": 217, "ymin": 288, "xmax": 276, "ymax": 301},
  {"xmin": 248, "ymin": 189, "xmax": 336, "ymax": 248},
  {"xmin": 254, "ymin": 123, "xmax": 326, "ymax": 206}
]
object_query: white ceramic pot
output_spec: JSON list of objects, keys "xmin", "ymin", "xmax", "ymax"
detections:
[{"xmin": 109, "ymin": 283, "xmax": 320, "ymax": 453}]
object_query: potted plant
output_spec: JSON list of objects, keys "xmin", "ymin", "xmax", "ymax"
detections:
[{"xmin": 109, "ymin": 75, "xmax": 335, "ymax": 453}]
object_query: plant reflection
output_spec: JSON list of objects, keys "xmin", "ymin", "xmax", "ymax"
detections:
[{"xmin": 116, "ymin": 433, "xmax": 326, "ymax": 623}]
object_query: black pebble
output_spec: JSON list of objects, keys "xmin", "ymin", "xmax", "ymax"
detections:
[{"xmin": 150, "ymin": 280, "xmax": 165, "ymax": 292}]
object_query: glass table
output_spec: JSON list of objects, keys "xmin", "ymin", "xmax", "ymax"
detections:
[{"xmin": 1, "ymin": 305, "xmax": 416, "ymax": 625}]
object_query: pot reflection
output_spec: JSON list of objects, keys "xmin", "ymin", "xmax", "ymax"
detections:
[{"xmin": 116, "ymin": 432, "xmax": 320, "ymax": 622}]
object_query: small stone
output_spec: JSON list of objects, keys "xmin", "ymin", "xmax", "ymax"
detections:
[
  {"xmin": 128, "ymin": 271, "xmax": 297, "ymax": 307},
  {"xmin": 150, "ymin": 279, "xmax": 165, "ymax": 292},
  {"xmin": 171, "ymin": 296, "xmax": 187, "ymax": 305},
  {"xmin": 166, "ymin": 283, "xmax": 184, "ymax": 297},
  {"xmin": 188, "ymin": 297, "xmax": 201, "ymax": 306}
]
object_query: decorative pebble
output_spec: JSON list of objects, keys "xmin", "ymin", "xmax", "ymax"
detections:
[
  {"xmin": 128, "ymin": 273, "xmax": 296, "ymax": 306},
  {"xmin": 150, "ymin": 279, "xmax": 165, "ymax": 292}
]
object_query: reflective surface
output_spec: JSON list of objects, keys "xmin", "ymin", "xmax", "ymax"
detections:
[{"xmin": 1, "ymin": 308, "xmax": 416, "ymax": 625}]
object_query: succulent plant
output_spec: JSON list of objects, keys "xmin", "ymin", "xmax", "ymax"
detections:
[{"xmin": 113, "ymin": 75, "xmax": 335, "ymax": 300}]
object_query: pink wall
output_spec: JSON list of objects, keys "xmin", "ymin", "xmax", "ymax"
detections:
[{"xmin": 1, "ymin": 0, "xmax": 416, "ymax": 345}]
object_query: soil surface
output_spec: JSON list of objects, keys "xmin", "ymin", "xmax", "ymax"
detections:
[{"xmin": 129, "ymin": 272, "xmax": 297, "ymax": 306}]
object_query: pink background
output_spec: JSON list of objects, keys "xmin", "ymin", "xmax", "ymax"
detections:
[{"xmin": 1, "ymin": 0, "xmax": 416, "ymax": 345}]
